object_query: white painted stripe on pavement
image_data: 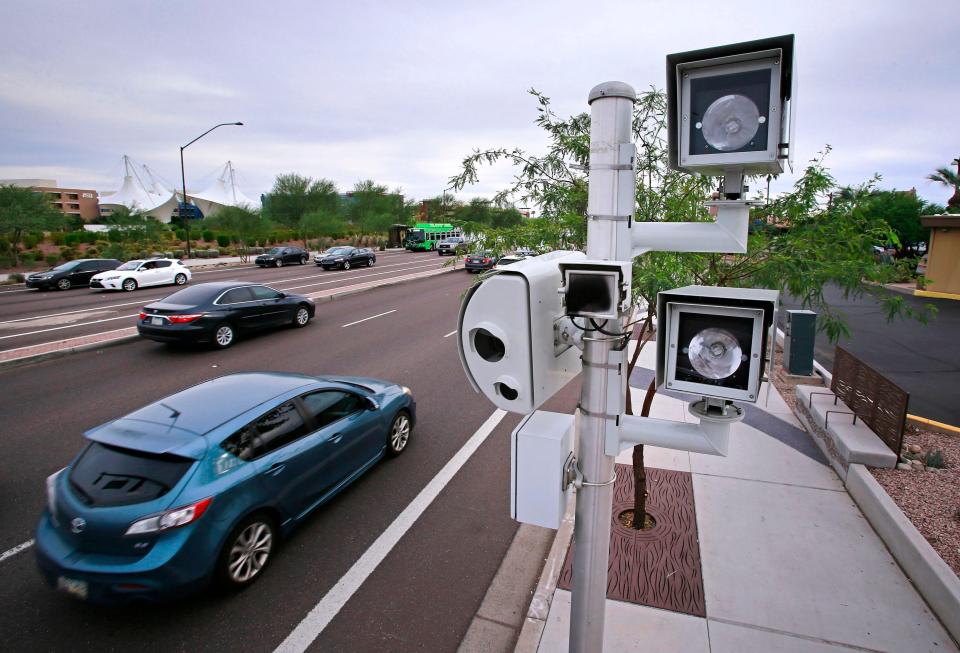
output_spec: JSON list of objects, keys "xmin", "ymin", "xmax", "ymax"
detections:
[
  {"xmin": 273, "ymin": 408, "xmax": 507, "ymax": 653},
  {"xmin": 340, "ymin": 310, "xmax": 396, "ymax": 328},
  {"xmin": 0, "ymin": 298, "xmax": 163, "ymax": 325},
  {"xmin": 443, "ymin": 330, "xmax": 457, "ymax": 338},
  {"xmin": 0, "ymin": 539, "xmax": 34, "ymax": 564},
  {"xmin": 0, "ymin": 314, "xmax": 139, "ymax": 340}
]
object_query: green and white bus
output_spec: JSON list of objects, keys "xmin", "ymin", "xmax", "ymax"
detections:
[{"xmin": 404, "ymin": 223, "xmax": 463, "ymax": 251}]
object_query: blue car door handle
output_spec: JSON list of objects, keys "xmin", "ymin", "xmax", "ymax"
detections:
[
  {"xmin": 330, "ymin": 433, "xmax": 343, "ymax": 444},
  {"xmin": 263, "ymin": 462, "xmax": 286, "ymax": 476}
]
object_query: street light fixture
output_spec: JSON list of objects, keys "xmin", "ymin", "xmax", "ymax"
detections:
[{"xmin": 180, "ymin": 122, "xmax": 244, "ymax": 258}]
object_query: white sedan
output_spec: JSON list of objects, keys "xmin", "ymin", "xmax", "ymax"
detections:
[{"xmin": 90, "ymin": 258, "xmax": 192, "ymax": 292}]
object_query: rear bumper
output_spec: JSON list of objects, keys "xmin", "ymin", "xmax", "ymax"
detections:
[
  {"xmin": 35, "ymin": 513, "xmax": 214, "ymax": 605},
  {"xmin": 137, "ymin": 322, "xmax": 212, "ymax": 344}
]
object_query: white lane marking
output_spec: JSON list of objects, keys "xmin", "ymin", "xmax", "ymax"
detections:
[
  {"xmin": 0, "ymin": 313, "xmax": 139, "ymax": 340},
  {"xmin": 0, "ymin": 326, "xmax": 135, "ymax": 356},
  {"xmin": 271, "ymin": 261, "xmax": 443, "ymax": 292},
  {"xmin": 341, "ymin": 310, "xmax": 397, "ymax": 328},
  {"xmin": 0, "ymin": 297, "xmax": 163, "ymax": 325},
  {"xmin": 0, "ymin": 287, "xmax": 31, "ymax": 294},
  {"xmin": 274, "ymin": 409, "xmax": 507, "ymax": 653},
  {"xmin": 0, "ymin": 539, "xmax": 34, "ymax": 564},
  {"xmin": 443, "ymin": 330, "xmax": 457, "ymax": 338}
]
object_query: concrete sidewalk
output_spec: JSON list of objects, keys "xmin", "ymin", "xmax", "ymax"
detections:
[{"xmin": 525, "ymin": 344, "xmax": 958, "ymax": 652}]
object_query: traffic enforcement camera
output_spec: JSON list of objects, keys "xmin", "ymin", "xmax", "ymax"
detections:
[
  {"xmin": 458, "ymin": 251, "xmax": 586, "ymax": 414},
  {"xmin": 656, "ymin": 285, "xmax": 778, "ymax": 404}
]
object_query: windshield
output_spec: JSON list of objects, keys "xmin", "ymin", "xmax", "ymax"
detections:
[
  {"xmin": 68, "ymin": 442, "xmax": 193, "ymax": 507},
  {"xmin": 265, "ymin": 248, "xmax": 283, "ymax": 255},
  {"xmin": 51, "ymin": 261, "xmax": 80, "ymax": 272},
  {"xmin": 157, "ymin": 285, "xmax": 220, "ymax": 305},
  {"xmin": 327, "ymin": 247, "xmax": 351, "ymax": 255},
  {"xmin": 117, "ymin": 260, "xmax": 144, "ymax": 271},
  {"xmin": 408, "ymin": 230, "xmax": 425, "ymax": 242}
]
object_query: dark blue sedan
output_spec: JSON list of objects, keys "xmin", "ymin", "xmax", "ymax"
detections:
[{"xmin": 36, "ymin": 372, "xmax": 415, "ymax": 604}]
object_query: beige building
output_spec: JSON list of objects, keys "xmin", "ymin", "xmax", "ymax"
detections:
[{"xmin": 918, "ymin": 214, "xmax": 960, "ymax": 299}]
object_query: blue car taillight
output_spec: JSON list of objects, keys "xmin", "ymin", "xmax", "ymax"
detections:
[{"xmin": 124, "ymin": 496, "xmax": 214, "ymax": 536}]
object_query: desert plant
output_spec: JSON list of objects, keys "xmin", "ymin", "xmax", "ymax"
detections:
[
  {"xmin": 202, "ymin": 230, "xmax": 215, "ymax": 242},
  {"xmin": 925, "ymin": 450, "xmax": 946, "ymax": 469},
  {"xmin": 50, "ymin": 233, "xmax": 65, "ymax": 246},
  {"xmin": 216, "ymin": 234, "xmax": 230, "ymax": 247},
  {"xmin": 8, "ymin": 272, "xmax": 24, "ymax": 282},
  {"xmin": 44, "ymin": 254, "xmax": 60, "ymax": 266},
  {"xmin": 19, "ymin": 252, "xmax": 36, "ymax": 265},
  {"xmin": 175, "ymin": 229, "xmax": 187, "ymax": 242}
]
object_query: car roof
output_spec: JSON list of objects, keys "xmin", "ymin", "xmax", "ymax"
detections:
[{"xmin": 86, "ymin": 373, "xmax": 319, "ymax": 454}]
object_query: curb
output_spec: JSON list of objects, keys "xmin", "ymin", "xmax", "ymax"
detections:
[
  {"xmin": 0, "ymin": 267, "xmax": 457, "ymax": 371},
  {"xmin": 845, "ymin": 464, "xmax": 960, "ymax": 644},
  {"xmin": 514, "ymin": 495, "xmax": 575, "ymax": 652}
]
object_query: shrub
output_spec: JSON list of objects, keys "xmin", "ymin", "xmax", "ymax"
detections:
[
  {"xmin": 84, "ymin": 232, "xmax": 98, "ymax": 245},
  {"xmin": 20, "ymin": 252, "xmax": 36, "ymax": 265},
  {"xmin": 201, "ymin": 230, "xmax": 215, "ymax": 242},
  {"xmin": 44, "ymin": 254, "xmax": 60, "ymax": 266},
  {"xmin": 925, "ymin": 450, "xmax": 945, "ymax": 469},
  {"xmin": 0, "ymin": 237, "xmax": 9, "ymax": 253},
  {"xmin": 216, "ymin": 234, "xmax": 230, "ymax": 247},
  {"xmin": 84, "ymin": 247, "xmax": 97, "ymax": 257},
  {"xmin": 107, "ymin": 230, "xmax": 123, "ymax": 243},
  {"xmin": 60, "ymin": 246, "xmax": 77, "ymax": 261},
  {"xmin": 8, "ymin": 272, "xmax": 24, "ymax": 282},
  {"xmin": 175, "ymin": 229, "xmax": 187, "ymax": 242},
  {"xmin": 50, "ymin": 233, "xmax": 66, "ymax": 246},
  {"xmin": 0, "ymin": 255, "xmax": 12, "ymax": 269},
  {"xmin": 173, "ymin": 249, "xmax": 185, "ymax": 258},
  {"xmin": 23, "ymin": 234, "xmax": 40, "ymax": 249},
  {"xmin": 64, "ymin": 233, "xmax": 80, "ymax": 246}
]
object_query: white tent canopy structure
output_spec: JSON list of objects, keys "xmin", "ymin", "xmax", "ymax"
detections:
[
  {"xmin": 190, "ymin": 161, "xmax": 260, "ymax": 217},
  {"xmin": 99, "ymin": 155, "xmax": 179, "ymax": 222}
]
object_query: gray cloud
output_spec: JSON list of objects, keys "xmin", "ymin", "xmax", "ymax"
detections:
[{"xmin": 1, "ymin": 0, "xmax": 957, "ymax": 206}]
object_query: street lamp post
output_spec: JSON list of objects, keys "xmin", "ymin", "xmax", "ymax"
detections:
[{"xmin": 180, "ymin": 122, "xmax": 243, "ymax": 258}]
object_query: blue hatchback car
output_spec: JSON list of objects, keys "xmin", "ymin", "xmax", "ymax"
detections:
[{"xmin": 36, "ymin": 372, "xmax": 415, "ymax": 604}]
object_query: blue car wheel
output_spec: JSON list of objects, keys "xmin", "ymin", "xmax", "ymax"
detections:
[
  {"xmin": 217, "ymin": 513, "xmax": 276, "ymax": 589},
  {"xmin": 386, "ymin": 410, "xmax": 412, "ymax": 457}
]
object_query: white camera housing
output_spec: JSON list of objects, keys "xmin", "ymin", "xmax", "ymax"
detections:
[
  {"xmin": 667, "ymin": 34, "xmax": 795, "ymax": 176},
  {"xmin": 656, "ymin": 285, "xmax": 778, "ymax": 403},
  {"xmin": 458, "ymin": 251, "xmax": 586, "ymax": 414}
]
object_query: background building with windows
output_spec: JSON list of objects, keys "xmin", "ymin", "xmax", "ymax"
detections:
[{"xmin": 0, "ymin": 178, "xmax": 101, "ymax": 221}]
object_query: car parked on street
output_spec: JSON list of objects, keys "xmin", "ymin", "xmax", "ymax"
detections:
[
  {"xmin": 493, "ymin": 254, "xmax": 528, "ymax": 269},
  {"xmin": 90, "ymin": 259, "xmax": 191, "ymax": 292},
  {"xmin": 464, "ymin": 251, "xmax": 498, "ymax": 273},
  {"xmin": 437, "ymin": 237, "xmax": 467, "ymax": 256},
  {"xmin": 254, "ymin": 247, "xmax": 309, "ymax": 267},
  {"xmin": 35, "ymin": 371, "xmax": 416, "ymax": 604},
  {"xmin": 25, "ymin": 258, "xmax": 122, "ymax": 291},
  {"xmin": 136, "ymin": 281, "xmax": 315, "ymax": 349},
  {"xmin": 315, "ymin": 246, "xmax": 376, "ymax": 270}
]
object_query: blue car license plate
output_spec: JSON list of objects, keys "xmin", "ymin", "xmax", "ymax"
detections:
[{"xmin": 57, "ymin": 576, "xmax": 88, "ymax": 599}]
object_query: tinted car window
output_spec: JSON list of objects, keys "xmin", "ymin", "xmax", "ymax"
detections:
[
  {"xmin": 155, "ymin": 260, "xmax": 172, "ymax": 268},
  {"xmin": 301, "ymin": 391, "xmax": 365, "ymax": 428},
  {"xmin": 219, "ymin": 287, "xmax": 254, "ymax": 304},
  {"xmin": 223, "ymin": 401, "xmax": 309, "ymax": 460},
  {"xmin": 160, "ymin": 285, "xmax": 220, "ymax": 305},
  {"xmin": 68, "ymin": 442, "xmax": 193, "ymax": 507},
  {"xmin": 249, "ymin": 285, "xmax": 281, "ymax": 300}
]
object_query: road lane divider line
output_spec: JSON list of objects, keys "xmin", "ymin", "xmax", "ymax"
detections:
[
  {"xmin": 274, "ymin": 408, "xmax": 508, "ymax": 653},
  {"xmin": 443, "ymin": 330, "xmax": 457, "ymax": 338},
  {"xmin": 0, "ymin": 539, "xmax": 34, "ymax": 564},
  {"xmin": 0, "ymin": 314, "xmax": 140, "ymax": 340},
  {"xmin": 276, "ymin": 261, "xmax": 444, "ymax": 293},
  {"xmin": 0, "ymin": 298, "xmax": 164, "ymax": 325},
  {"xmin": 341, "ymin": 310, "xmax": 397, "ymax": 328}
]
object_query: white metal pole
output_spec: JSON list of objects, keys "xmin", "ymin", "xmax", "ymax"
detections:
[{"xmin": 569, "ymin": 81, "xmax": 636, "ymax": 653}]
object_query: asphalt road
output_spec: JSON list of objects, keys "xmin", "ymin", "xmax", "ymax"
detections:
[
  {"xmin": 0, "ymin": 250, "xmax": 451, "ymax": 350},
  {"xmin": 0, "ymin": 268, "xmax": 572, "ymax": 652},
  {"xmin": 780, "ymin": 286, "xmax": 960, "ymax": 426}
]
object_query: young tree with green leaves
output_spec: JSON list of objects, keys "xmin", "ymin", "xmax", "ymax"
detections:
[
  {"xmin": 263, "ymin": 174, "xmax": 340, "ymax": 231},
  {"xmin": 451, "ymin": 88, "xmax": 936, "ymax": 528},
  {"xmin": 0, "ymin": 185, "xmax": 66, "ymax": 265},
  {"xmin": 347, "ymin": 180, "xmax": 406, "ymax": 233},
  {"xmin": 203, "ymin": 206, "xmax": 269, "ymax": 263}
]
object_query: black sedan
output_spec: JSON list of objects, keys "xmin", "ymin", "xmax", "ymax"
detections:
[
  {"xmin": 464, "ymin": 251, "xmax": 498, "ymax": 273},
  {"xmin": 254, "ymin": 247, "xmax": 310, "ymax": 267},
  {"xmin": 315, "ymin": 246, "xmax": 376, "ymax": 270},
  {"xmin": 137, "ymin": 281, "xmax": 316, "ymax": 349},
  {"xmin": 25, "ymin": 258, "xmax": 121, "ymax": 290}
]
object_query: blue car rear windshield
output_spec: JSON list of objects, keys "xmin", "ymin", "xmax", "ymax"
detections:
[{"xmin": 68, "ymin": 442, "xmax": 193, "ymax": 507}]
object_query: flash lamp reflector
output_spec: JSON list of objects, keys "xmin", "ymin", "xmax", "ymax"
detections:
[
  {"xmin": 701, "ymin": 94, "xmax": 760, "ymax": 152},
  {"xmin": 688, "ymin": 327, "xmax": 743, "ymax": 379}
]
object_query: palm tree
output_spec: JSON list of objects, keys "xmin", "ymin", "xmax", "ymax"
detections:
[{"xmin": 927, "ymin": 159, "xmax": 960, "ymax": 213}]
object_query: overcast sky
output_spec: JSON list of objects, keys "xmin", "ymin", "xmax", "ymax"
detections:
[{"xmin": 1, "ymin": 0, "xmax": 958, "ymax": 208}]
